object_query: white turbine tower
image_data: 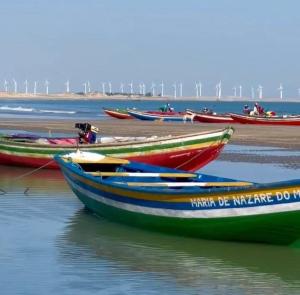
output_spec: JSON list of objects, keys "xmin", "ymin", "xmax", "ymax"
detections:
[
  {"xmin": 172, "ymin": 83, "xmax": 177, "ymax": 98},
  {"xmin": 160, "ymin": 81, "xmax": 164, "ymax": 97},
  {"xmin": 65, "ymin": 80, "xmax": 70, "ymax": 93},
  {"xmin": 34, "ymin": 81, "xmax": 38, "ymax": 95},
  {"xmin": 87, "ymin": 81, "xmax": 91, "ymax": 93},
  {"xmin": 179, "ymin": 82, "xmax": 183, "ymax": 97},
  {"xmin": 278, "ymin": 83, "xmax": 283, "ymax": 99},
  {"xmin": 102, "ymin": 82, "xmax": 106, "ymax": 95},
  {"xmin": 128, "ymin": 81, "xmax": 133, "ymax": 95},
  {"xmin": 120, "ymin": 82, "xmax": 124, "ymax": 94},
  {"xmin": 45, "ymin": 80, "xmax": 49, "ymax": 95},
  {"xmin": 198, "ymin": 82, "xmax": 202, "ymax": 97},
  {"xmin": 239, "ymin": 85, "xmax": 242, "ymax": 98},
  {"xmin": 12, "ymin": 79, "xmax": 17, "ymax": 93},
  {"xmin": 142, "ymin": 83, "xmax": 146, "ymax": 96},
  {"xmin": 108, "ymin": 82, "xmax": 112, "ymax": 94},
  {"xmin": 232, "ymin": 86, "xmax": 237, "ymax": 97},
  {"xmin": 24, "ymin": 80, "xmax": 28, "ymax": 94},
  {"xmin": 4, "ymin": 80, "xmax": 8, "ymax": 92},
  {"xmin": 107, "ymin": 82, "xmax": 111, "ymax": 94},
  {"xmin": 83, "ymin": 82, "xmax": 87, "ymax": 94},
  {"xmin": 251, "ymin": 87, "xmax": 255, "ymax": 99},
  {"xmin": 151, "ymin": 82, "xmax": 156, "ymax": 96},
  {"xmin": 139, "ymin": 83, "xmax": 143, "ymax": 95},
  {"xmin": 216, "ymin": 81, "xmax": 221, "ymax": 99},
  {"xmin": 195, "ymin": 82, "xmax": 199, "ymax": 98},
  {"xmin": 257, "ymin": 85, "xmax": 263, "ymax": 99}
]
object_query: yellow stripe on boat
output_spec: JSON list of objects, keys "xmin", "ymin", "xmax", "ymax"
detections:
[
  {"xmin": 114, "ymin": 181, "xmax": 253, "ymax": 187},
  {"xmin": 88, "ymin": 172, "xmax": 197, "ymax": 178}
]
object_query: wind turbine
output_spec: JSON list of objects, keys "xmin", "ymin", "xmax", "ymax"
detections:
[
  {"xmin": 24, "ymin": 80, "xmax": 28, "ymax": 94},
  {"xmin": 4, "ymin": 80, "xmax": 8, "ymax": 92},
  {"xmin": 34, "ymin": 81, "xmax": 38, "ymax": 95},
  {"xmin": 172, "ymin": 83, "xmax": 177, "ymax": 98},
  {"xmin": 179, "ymin": 82, "xmax": 183, "ymax": 97},
  {"xmin": 278, "ymin": 83, "xmax": 283, "ymax": 99},
  {"xmin": 251, "ymin": 87, "xmax": 255, "ymax": 99},
  {"xmin": 120, "ymin": 82, "xmax": 124, "ymax": 94},
  {"xmin": 102, "ymin": 82, "xmax": 106, "ymax": 95},
  {"xmin": 239, "ymin": 85, "xmax": 242, "ymax": 98},
  {"xmin": 108, "ymin": 82, "xmax": 112, "ymax": 94},
  {"xmin": 83, "ymin": 82, "xmax": 87, "ymax": 94},
  {"xmin": 142, "ymin": 83, "xmax": 146, "ymax": 96},
  {"xmin": 257, "ymin": 85, "xmax": 263, "ymax": 99},
  {"xmin": 198, "ymin": 82, "xmax": 202, "ymax": 97},
  {"xmin": 138, "ymin": 83, "xmax": 143, "ymax": 95},
  {"xmin": 232, "ymin": 86, "xmax": 237, "ymax": 97},
  {"xmin": 87, "ymin": 81, "xmax": 91, "ymax": 93},
  {"xmin": 65, "ymin": 80, "xmax": 70, "ymax": 93},
  {"xmin": 151, "ymin": 82, "xmax": 156, "ymax": 96},
  {"xmin": 128, "ymin": 81, "xmax": 133, "ymax": 95},
  {"xmin": 195, "ymin": 82, "xmax": 199, "ymax": 98},
  {"xmin": 12, "ymin": 79, "xmax": 17, "ymax": 93},
  {"xmin": 160, "ymin": 81, "xmax": 164, "ymax": 97},
  {"xmin": 45, "ymin": 80, "xmax": 49, "ymax": 95},
  {"xmin": 216, "ymin": 81, "xmax": 221, "ymax": 99}
]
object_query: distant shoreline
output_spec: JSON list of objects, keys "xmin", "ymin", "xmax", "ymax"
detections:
[{"xmin": 0, "ymin": 92, "xmax": 300, "ymax": 103}]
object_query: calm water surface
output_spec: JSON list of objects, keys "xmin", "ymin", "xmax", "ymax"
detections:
[
  {"xmin": 0, "ymin": 99, "xmax": 300, "ymax": 120},
  {"xmin": 0, "ymin": 145, "xmax": 300, "ymax": 294}
]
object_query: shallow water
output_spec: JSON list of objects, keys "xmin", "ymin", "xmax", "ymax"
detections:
[
  {"xmin": 0, "ymin": 99, "xmax": 299, "ymax": 120},
  {"xmin": 0, "ymin": 147, "xmax": 300, "ymax": 294}
]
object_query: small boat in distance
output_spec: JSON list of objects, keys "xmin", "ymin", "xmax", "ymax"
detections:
[
  {"xmin": 55, "ymin": 151, "xmax": 300, "ymax": 246},
  {"xmin": 0, "ymin": 127, "xmax": 234, "ymax": 171},
  {"xmin": 186, "ymin": 110, "xmax": 235, "ymax": 124},
  {"xmin": 103, "ymin": 108, "xmax": 134, "ymax": 119},
  {"xmin": 230, "ymin": 113, "xmax": 300, "ymax": 125},
  {"xmin": 127, "ymin": 110, "xmax": 192, "ymax": 122}
]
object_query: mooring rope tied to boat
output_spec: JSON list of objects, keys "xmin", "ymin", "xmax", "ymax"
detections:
[
  {"xmin": 0, "ymin": 160, "xmax": 55, "ymax": 195},
  {"xmin": 12, "ymin": 160, "xmax": 55, "ymax": 182}
]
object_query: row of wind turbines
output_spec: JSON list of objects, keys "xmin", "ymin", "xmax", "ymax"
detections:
[{"xmin": 1, "ymin": 79, "xmax": 294, "ymax": 99}]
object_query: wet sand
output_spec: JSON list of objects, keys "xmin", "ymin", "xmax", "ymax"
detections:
[{"xmin": 1, "ymin": 118, "xmax": 300, "ymax": 149}]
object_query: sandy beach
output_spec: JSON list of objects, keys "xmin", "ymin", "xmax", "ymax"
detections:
[
  {"xmin": 1, "ymin": 92, "xmax": 300, "ymax": 102},
  {"xmin": 1, "ymin": 118, "xmax": 300, "ymax": 150}
]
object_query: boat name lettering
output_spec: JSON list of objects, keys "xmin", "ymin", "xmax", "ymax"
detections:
[
  {"xmin": 190, "ymin": 198, "xmax": 217, "ymax": 208},
  {"xmin": 191, "ymin": 191, "xmax": 300, "ymax": 208},
  {"xmin": 293, "ymin": 190, "xmax": 300, "ymax": 198},
  {"xmin": 232, "ymin": 192, "xmax": 273, "ymax": 206}
]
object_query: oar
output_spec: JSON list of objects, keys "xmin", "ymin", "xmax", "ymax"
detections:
[
  {"xmin": 88, "ymin": 172, "xmax": 197, "ymax": 178},
  {"xmin": 114, "ymin": 181, "xmax": 253, "ymax": 187}
]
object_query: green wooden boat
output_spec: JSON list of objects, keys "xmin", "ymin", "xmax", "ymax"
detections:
[{"xmin": 55, "ymin": 151, "xmax": 300, "ymax": 246}]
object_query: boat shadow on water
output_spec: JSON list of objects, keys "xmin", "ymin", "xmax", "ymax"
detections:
[{"xmin": 57, "ymin": 209, "xmax": 300, "ymax": 293}]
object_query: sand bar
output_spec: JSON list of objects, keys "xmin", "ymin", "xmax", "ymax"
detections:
[{"xmin": 0, "ymin": 119, "xmax": 299, "ymax": 150}]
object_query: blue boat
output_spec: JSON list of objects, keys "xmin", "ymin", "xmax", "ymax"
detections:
[
  {"xmin": 55, "ymin": 151, "xmax": 300, "ymax": 246},
  {"xmin": 127, "ymin": 110, "xmax": 193, "ymax": 122}
]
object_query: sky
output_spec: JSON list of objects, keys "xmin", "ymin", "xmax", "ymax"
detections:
[{"xmin": 0, "ymin": 0, "xmax": 300, "ymax": 97}]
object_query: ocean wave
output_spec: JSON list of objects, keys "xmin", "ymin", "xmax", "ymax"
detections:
[
  {"xmin": 0, "ymin": 106, "xmax": 34, "ymax": 112},
  {"xmin": 39, "ymin": 109, "xmax": 76, "ymax": 114}
]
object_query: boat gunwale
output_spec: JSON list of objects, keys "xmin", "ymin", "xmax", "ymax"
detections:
[{"xmin": 0, "ymin": 127, "xmax": 233, "ymax": 149}]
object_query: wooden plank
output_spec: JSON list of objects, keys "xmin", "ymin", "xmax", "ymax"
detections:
[
  {"xmin": 88, "ymin": 172, "xmax": 197, "ymax": 178},
  {"xmin": 114, "ymin": 181, "xmax": 253, "ymax": 187}
]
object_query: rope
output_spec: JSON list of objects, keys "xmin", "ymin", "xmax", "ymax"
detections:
[
  {"xmin": 0, "ymin": 160, "xmax": 56, "ymax": 196},
  {"xmin": 12, "ymin": 160, "xmax": 55, "ymax": 181}
]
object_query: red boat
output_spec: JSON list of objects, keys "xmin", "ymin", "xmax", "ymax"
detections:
[
  {"xmin": 230, "ymin": 113, "xmax": 300, "ymax": 126},
  {"xmin": 186, "ymin": 110, "xmax": 235, "ymax": 123},
  {"xmin": 0, "ymin": 127, "xmax": 234, "ymax": 171},
  {"xmin": 103, "ymin": 108, "xmax": 134, "ymax": 119}
]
